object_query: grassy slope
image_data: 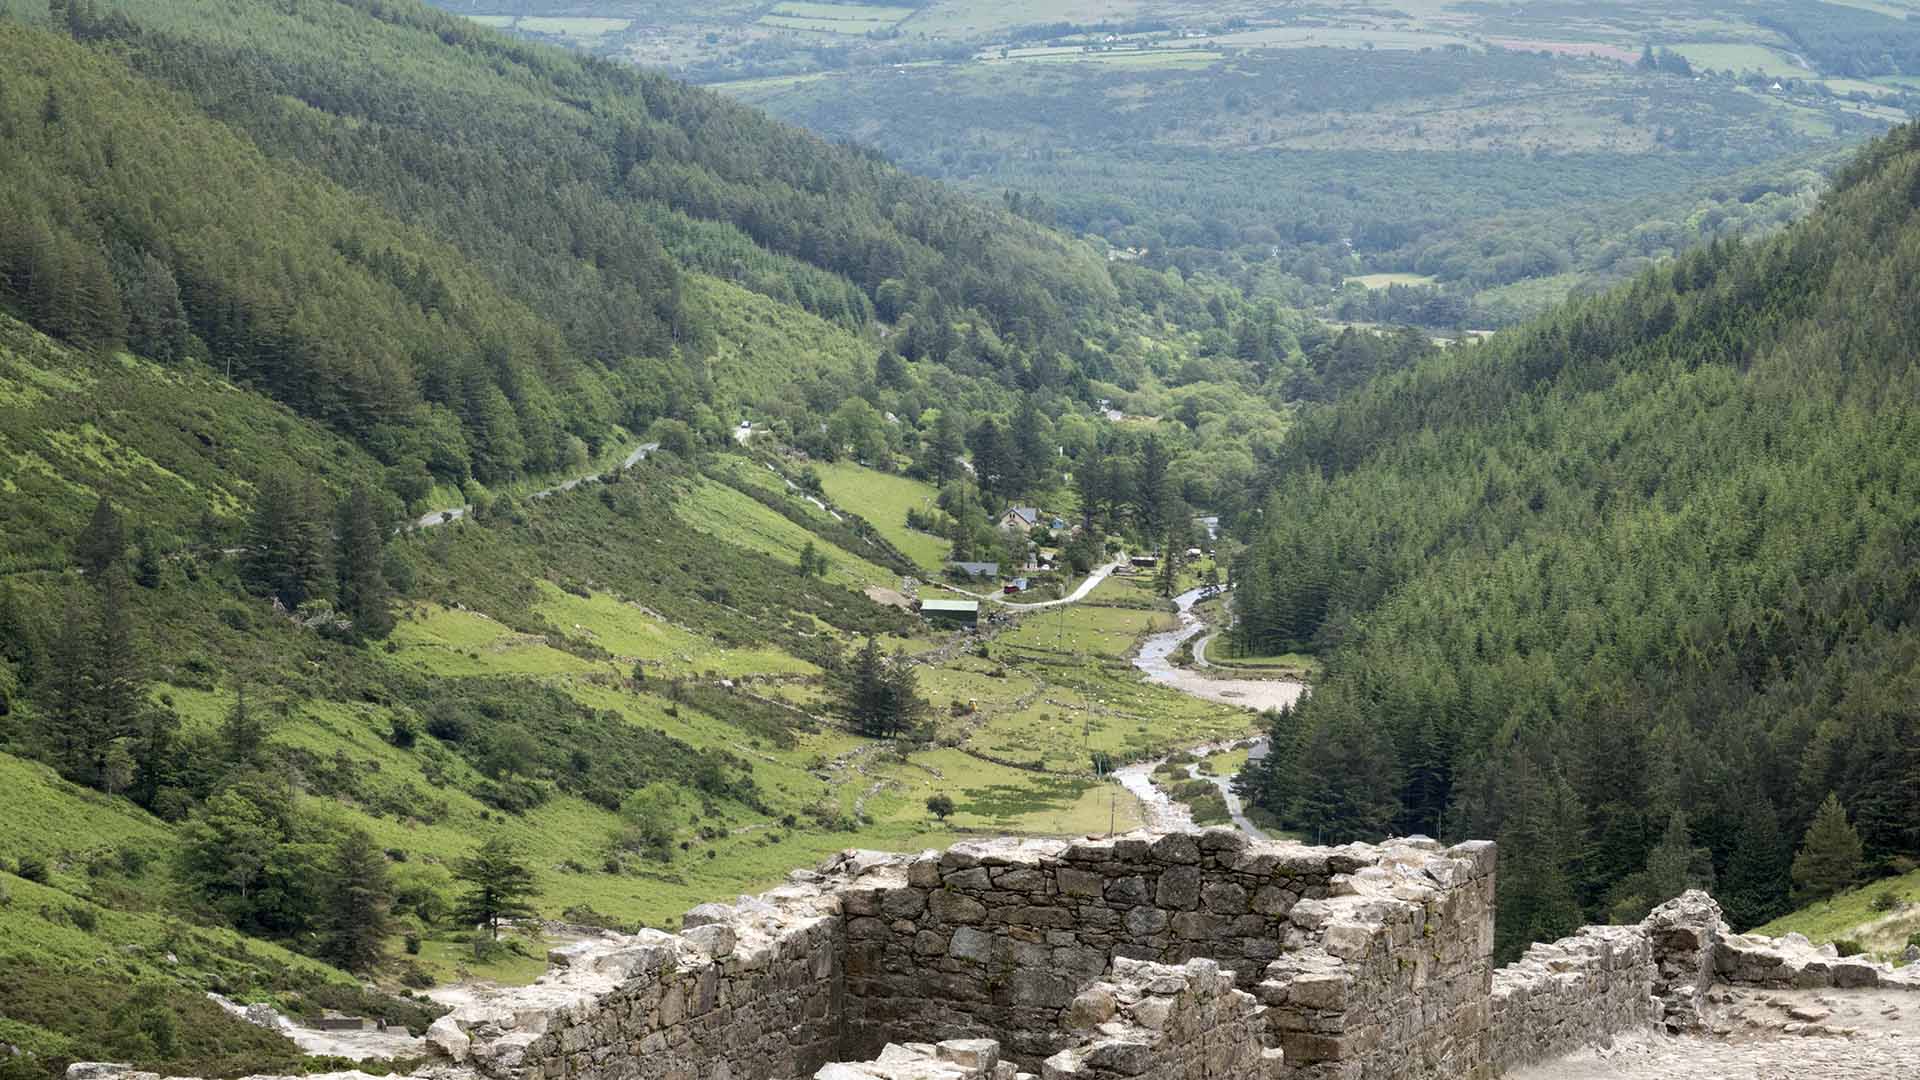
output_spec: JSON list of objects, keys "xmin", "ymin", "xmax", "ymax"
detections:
[
  {"xmin": 813, "ymin": 461, "xmax": 951, "ymax": 572},
  {"xmin": 1755, "ymin": 869, "xmax": 1920, "ymax": 958},
  {"xmin": 0, "ymin": 326, "xmax": 1253, "ymax": 1069}
]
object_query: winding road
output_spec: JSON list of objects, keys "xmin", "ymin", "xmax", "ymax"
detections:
[
  {"xmin": 941, "ymin": 558, "xmax": 1124, "ymax": 610},
  {"xmin": 408, "ymin": 441, "xmax": 658, "ymax": 530}
]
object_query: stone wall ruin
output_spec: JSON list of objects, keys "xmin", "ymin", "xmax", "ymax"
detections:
[
  {"xmin": 443, "ymin": 830, "xmax": 1498, "ymax": 1080},
  {"xmin": 65, "ymin": 829, "xmax": 1920, "ymax": 1080}
]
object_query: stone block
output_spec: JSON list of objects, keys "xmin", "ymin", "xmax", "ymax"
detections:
[
  {"xmin": 931, "ymin": 890, "xmax": 989, "ymax": 925},
  {"xmin": 1056, "ymin": 868, "xmax": 1104, "ymax": 899},
  {"xmin": 949, "ymin": 926, "xmax": 994, "ymax": 963},
  {"xmin": 1105, "ymin": 876, "xmax": 1150, "ymax": 906},
  {"xmin": 1148, "ymin": 833, "xmax": 1201, "ymax": 865},
  {"xmin": 1154, "ymin": 866, "xmax": 1202, "ymax": 910}
]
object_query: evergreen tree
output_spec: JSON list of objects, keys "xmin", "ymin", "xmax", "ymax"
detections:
[
  {"xmin": 220, "ymin": 684, "xmax": 268, "ymax": 769},
  {"xmin": 1155, "ymin": 533, "xmax": 1184, "ymax": 597},
  {"xmin": 335, "ymin": 485, "xmax": 393, "ymax": 639},
  {"xmin": 132, "ymin": 524, "xmax": 163, "ymax": 589},
  {"xmin": 880, "ymin": 648, "xmax": 929, "ymax": 741},
  {"xmin": 924, "ymin": 408, "xmax": 965, "ymax": 487},
  {"xmin": 1134, "ymin": 434, "xmax": 1172, "ymax": 538},
  {"xmin": 797, "ymin": 540, "xmax": 827, "ymax": 579},
  {"xmin": 1720, "ymin": 797, "xmax": 1789, "ymax": 930},
  {"xmin": 453, "ymin": 835, "xmax": 540, "ymax": 941},
  {"xmin": 831, "ymin": 637, "xmax": 892, "ymax": 738},
  {"xmin": 967, "ymin": 418, "xmax": 1011, "ymax": 502},
  {"xmin": 1010, "ymin": 396, "xmax": 1049, "ymax": 496},
  {"xmin": 31, "ymin": 572, "xmax": 142, "ymax": 791},
  {"xmin": 245, "ymin": 473, "xmax": 333, "ymax": 609},
  {"xmin": 1074, "ymin": 446, "xmax": 1106, "ymax": 532},
  {"xmin": 123, "ymin": 253, "xmax": 189, "ymax": 362},
  {"xmin": 1790, "ymin": 792, "xmax": 1863, "ymax": 904},
  {"xmin": 318, "ymin": 829, "xmax": 394, "ymax": 972},
  {"xmin": 76, "ymin": 496, "xmax": 124, "ymax": 576}
]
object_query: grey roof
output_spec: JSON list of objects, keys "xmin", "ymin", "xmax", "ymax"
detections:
[{"xmin": 1004, "ymin": 506, "xmax": 1040, "ymax": 525}]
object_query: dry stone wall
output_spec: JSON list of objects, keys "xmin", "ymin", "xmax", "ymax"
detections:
[
  {"xmin": 1046, "ymin": 958, "xmax": 1278, "ymax": 1080},
  {"xmin": 1488, "ymin": 926, "xmax": 1657, "ymax": 1071},
  {"xmin": 837, "ymin": 831, "xmax": 1494, "ymax": 1075},
  {"xmin": 85, "ymin": 831, "xmax": 1920, "ymax": 1080},
  {"xmin": 1255, "ymin": 840, "xmax": 1497, "ymax": 1080}
]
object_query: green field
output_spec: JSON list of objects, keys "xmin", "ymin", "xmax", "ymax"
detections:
[
  {"xmin": 1671, "ymin": 43, "xmax": 1807, "ymax": 77},
  {"xmin": 761, "ymin": 2, "xmax": 914, "ymax": 35},
  {"xmin": 1754, "ymin": 869, "xmax": 1920, "ymax": 958},
  {"xmin": 812, "ymin": 461, "xmax": 950, "ymax": 571},
  {"xmin": 517, "ymin": 16, "xmax": 631, "ymax": 39},
  {"xmin": 678, "ymin": 476, "xmax": 897, "ymax": 590},
  {"xmin": 1348, "ymin": 273, "xmax": 1439, "ymax": 290}
]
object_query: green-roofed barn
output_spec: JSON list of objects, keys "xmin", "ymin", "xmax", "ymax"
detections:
[{"xmin": 918, "ymin": 598, "xmax": 979, "ymax": 629}]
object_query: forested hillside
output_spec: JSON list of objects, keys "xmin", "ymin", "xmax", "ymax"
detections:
[
  {"xmin": 0, "ymin": 0, "xmax": 1129, "ymax": 500},
  {"xmin": 1237, "ymin": 121, "xmax": 1920, "ymax": 961}
]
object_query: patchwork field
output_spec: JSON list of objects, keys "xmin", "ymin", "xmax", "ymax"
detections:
[
  {"xmin": 812, "ymin": 461, "xmax": 950, "ymax": 572},
  {"xmin": 1349, "ymin": 273, "xmax": 1439, "ymax": 290},
  {"xmin": 761, "ymin": 2, "xmax": 914, "ymax": 35},
  {"xmin": 1671, "ymin": 42, "xmax": 1808, "ymax": 78}
]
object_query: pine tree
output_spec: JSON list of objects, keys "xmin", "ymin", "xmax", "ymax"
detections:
[
  {"xmin": 319, "ymin": 829, "xmax": 394, "ymax": 972},
  {"xmin": 1720, "ymin": 797, "xmax": 1789, "ymax": 930},
  {"xmin": 91, "ymin": 570, "xmax": 144, "ymax": 782},
  {"xmin": 76, "ymin": 496, "xmax": 125, "ymax": 576},
  {"xmin": 925, "ymin": 408, "xmax": 965, "ymax": 487},
  {"xmin": 880, "ymin": 648, "xmax": 929, "ymax": 740},
  {"xmin": 1155, "ymin": 531, "xmax": 1184, "ymax": 597},
  {"xmin": 132, "ymin": 524, "xmax": 164, "ymax": 589},
  {"xmin": 221, "ymin": 684, "xmax": 268, "ymax": 768},
  {"xmin": 797, "ymin": 540, "xmax": 827, "ymax": 579},
  {"xmin": 831, "ymin": 637, "xmax": 892, "ymax": 737},
  {"xmin": 1134, "ymin": 434, "xmax": 1172, "ymax": 538},
  {"xmin": 453, "ymin": 835, "xmax": 540, "ymax": 941},
  {"xmin": 246, "ymin": 473, "xmax": 333, "ymax": 608},
  {"xmin": 1074, "ymin": 446, "xmax": 1105, "ymax": 532},
  {"xmin": 336, "ymin": 486, "xmax": 393, "ymax": 639},
  {"xmin": 1790, "ymin": 792, "xmax": 1863, "ymax": 904}
]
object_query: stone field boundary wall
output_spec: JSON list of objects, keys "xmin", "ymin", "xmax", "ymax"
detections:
[
  {"xmin": 1487, "ymin": 890, "xmax": 1920, "ymax": 1073},
  {"xmin": 455, "ymin": 830, "xmax": 1499, "ymax": 1080},
  {"xmin": 61, "ymin": 830, "xmax": 1920, "ymax": 1080}
]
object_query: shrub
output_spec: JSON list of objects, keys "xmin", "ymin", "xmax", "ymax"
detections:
[
  {"xmin": 403, "ymin": 933, "xmax": 421, "ymax": 956},
  {"xmin": 65, "ymin": 904, "xmax": 99, "ymax": 933},
  {"xmin": 15, "ymin": 856, "xmax": 48, "ymax": 883},
  {"xmin": 1833, "ymin": 938, "xmax": 1865, "ymax": 957},
  {"xmin": 389, "ymin": 711, "xmax": 419, "ymax": 749},
  {"xmin": 1871, "ymin": 891, "xmax": 1899, "ymax": 913},
  {"xmin": 400, "ymin": 964, "xmax": 436, "ymax": 990}
]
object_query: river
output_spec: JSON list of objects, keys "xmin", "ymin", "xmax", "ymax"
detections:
[{"xmin": 1116, "ymin": 586, "xmax": 1307, "ymax": 838}]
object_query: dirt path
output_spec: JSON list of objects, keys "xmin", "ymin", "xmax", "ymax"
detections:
[
  {"xmin": 940, "ymin": 559, "xmax": 1123, "ymax": 609},
  {"xmin": 1510, "ymin": 985, "xmax": 1920, "ymax": 1079},
  {"xmin": 409, "ymin": 441, "xmax": 659, "ymax": 530}
]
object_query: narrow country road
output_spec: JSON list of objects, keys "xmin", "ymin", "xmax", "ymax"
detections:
[
  {"xmin": 941, "ymin": 558, "xmax": 1124, "ymax": 609},
  {"xmin": 408, "ymin": 441, "xmax": 658, "ymax": 531}
]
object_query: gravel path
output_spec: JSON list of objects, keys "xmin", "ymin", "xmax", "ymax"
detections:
[
  {"xmin": 1511, "ymin": 1031, "xmax": 1920, "ymax": 1078},
  {"xmin": 1513, "ymin": 986, "xmax": 1919, "ymax": 1079}
]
